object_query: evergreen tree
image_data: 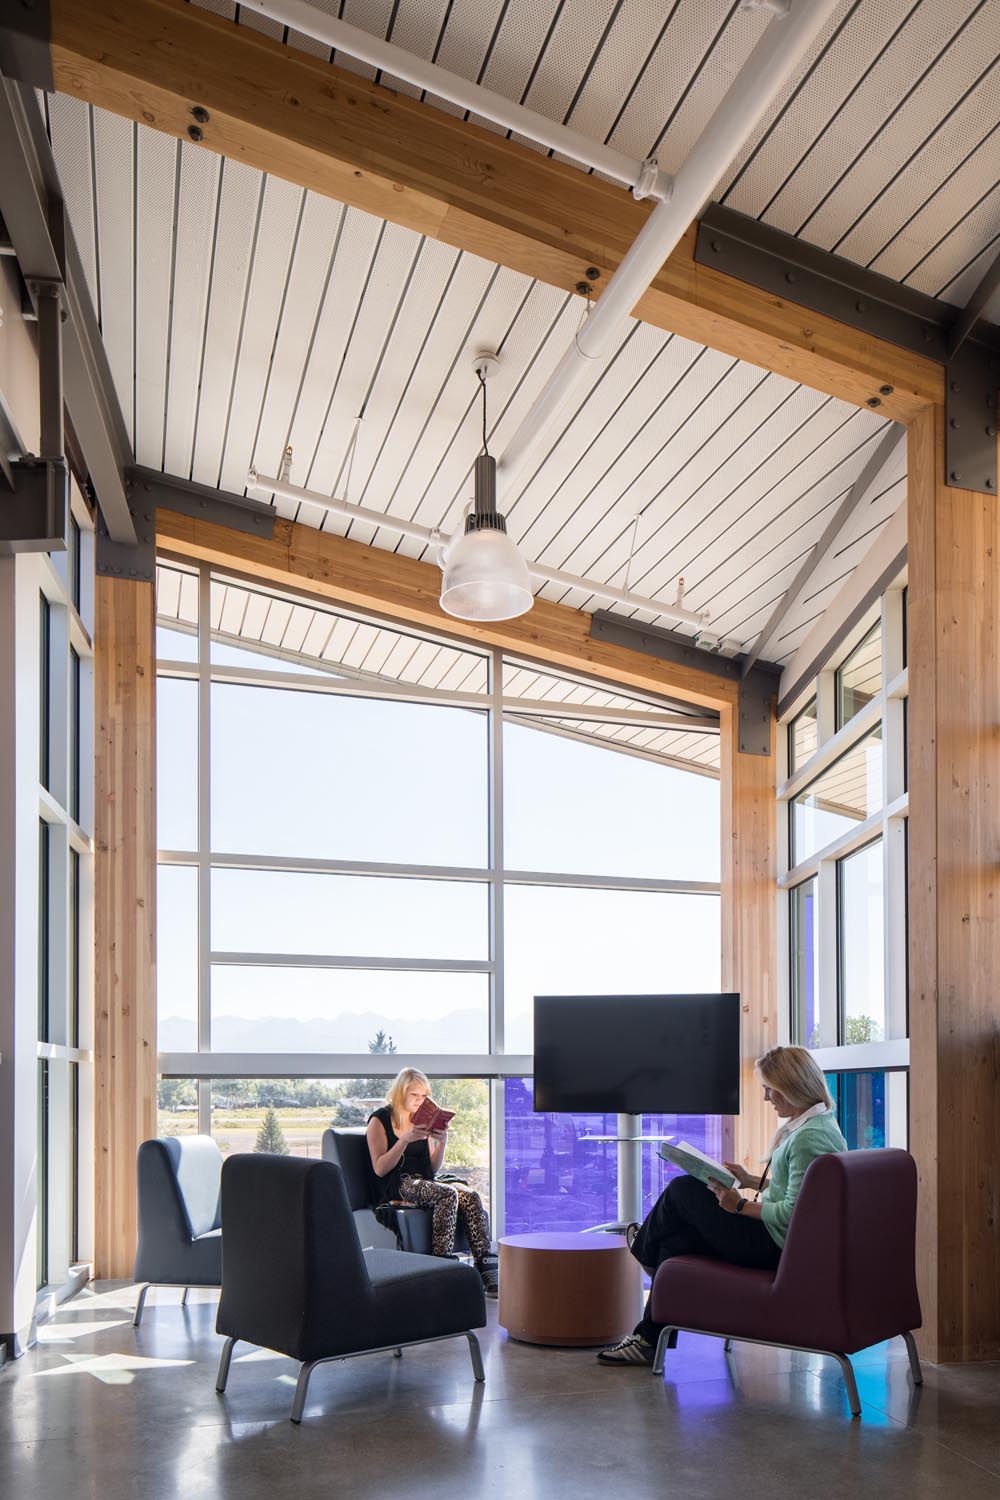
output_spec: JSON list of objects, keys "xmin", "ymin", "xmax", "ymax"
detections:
[{"xmin": 254, "ymin": 1105, "xmax": 290, "ymax": 1155}]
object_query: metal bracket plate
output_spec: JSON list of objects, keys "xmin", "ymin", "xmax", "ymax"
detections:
[
  {"xmin": 95, "ymin": 497, "xmax": 155, "ymax": 582},
  {"xmin": 0, "ymin": 457, "xmax": 68, "ymax": 554},
  {"xmin": 127, "ymin": 466, "xmax": 277, "ymax": 538},
  {"xmin": 696, "ymin": 204, "xmax": 1000, "ymax": 496},
  {"xmin": 589, "ymin": 611, "xmax": 778, "ymax": 755},
  {"xmin": 944, "ymin": 349, "xmax": 1000, "ymax": 495}
]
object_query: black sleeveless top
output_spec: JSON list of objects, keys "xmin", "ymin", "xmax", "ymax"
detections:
[{"xmin": 367, "ymin": 1105, "xmax": 434, "ymax": 1201}]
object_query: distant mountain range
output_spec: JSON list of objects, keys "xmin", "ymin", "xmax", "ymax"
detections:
[{"xmin": 158, "ymin": 1008, "xmax": 488, "ymax": 1056}]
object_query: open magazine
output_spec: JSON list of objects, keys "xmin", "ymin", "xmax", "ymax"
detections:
[
  {"xmin": 410, "ymin": 1098, "xmax": 455, "ymax": 1134},
  {"xmin": 657, "ymin": 1140, "xmax": 736, "ymax": 1189}
]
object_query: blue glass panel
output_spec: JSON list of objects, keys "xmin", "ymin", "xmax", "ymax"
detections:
[
  {"xmin": 826, "ymin": 1070, "xmax": 887, "ymax": 1150},
  {"xmin": 503, "ymin": 1078, "xmax": 722, "ymax": 1232}
]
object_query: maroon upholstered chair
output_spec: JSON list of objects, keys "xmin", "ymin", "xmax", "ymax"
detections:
[{"xmin": 649, "ymin": 1147, "xmax": 922, "ymax": 1416}]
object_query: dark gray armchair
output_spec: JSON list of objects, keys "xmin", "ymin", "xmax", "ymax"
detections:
[
  {"xmin": 133, "ymin": 1135, "xmax": 223, "ymax": 1326},
  {"xmin": 321, "ymin": 1127, "xmax": 487, "ymax": 1256},
  {"xmin": 215, "ymin": 1153, "xmax": 487, "ymax": 1423}
]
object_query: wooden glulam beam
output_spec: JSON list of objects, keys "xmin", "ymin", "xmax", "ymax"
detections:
[
  {"xmin": 155, "ymin": 507, "xmax": 739, "ymax": 712},
  {"xmin": 50, "ymin": 0, "xmax": 941, "ymax": 423}
]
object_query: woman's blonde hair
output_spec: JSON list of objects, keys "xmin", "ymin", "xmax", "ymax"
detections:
[
  {"xmin": 386, "ymin": 1067, "xmax": 431, "ymax": 1129},
  {"xmin": 755, "ymin": 1045, "xmax": 834, "ymax": 1114}
]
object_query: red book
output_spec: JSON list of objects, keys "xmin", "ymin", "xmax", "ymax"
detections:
[{"xmin": 410, "ymin": 1098, "xmax": 455, "ymax": 1133}]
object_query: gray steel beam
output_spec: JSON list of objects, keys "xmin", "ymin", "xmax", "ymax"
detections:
[
  {"xmin": 742, "ymin": 423, "xmax": 904, "ymax": 677},
  {"xmin": 0, "ymin": 74, "xmax": 136, "ymax": 542},
  {"xmin": 947, "ymin": 244, "xmax": 1000, "ymax": 359},
  {"xmin": 696, "ymin": 204, "xmax": 1000, "ymax": 497},
  {"xmin": 0, "ymin": 0, "xmax": 53, "ymax": 91},
  {"xmin": 589, "ymin": 611, "xmax": 780, "ymax": 755},
  {"xmin": 128, "ymin": 467, "xmax": 277, "ymax": 538}
]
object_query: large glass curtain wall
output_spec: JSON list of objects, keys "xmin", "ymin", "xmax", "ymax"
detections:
[
  {"xmin": 155, "ymin": 563, "xmax": 722, "ymax": 1232},
  {"xmin": 779, "ymin": 586, "xmax": 908, "ymax": 1147}
]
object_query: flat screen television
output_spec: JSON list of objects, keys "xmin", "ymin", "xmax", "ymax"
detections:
[{"xmin": 532, "ymin": 993, "xmax": 740, "ymax": 1115}]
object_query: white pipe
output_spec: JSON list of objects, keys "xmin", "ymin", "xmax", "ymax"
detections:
[
  {"xmin": 498, "ymin": 0, "xmax": 842, "ymax": 486},
  {"xmin": 249, "ymin": 470, "xmax": 710, "ymax": 627},
  {"xmin": 240, "ymin": 0, "xmax": 672, "ymax": 201}
]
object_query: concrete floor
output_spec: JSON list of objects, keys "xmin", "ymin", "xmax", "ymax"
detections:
[{"xmin": 3, "ymin": 1282, "xmax": 1000, "ymax": 1499}]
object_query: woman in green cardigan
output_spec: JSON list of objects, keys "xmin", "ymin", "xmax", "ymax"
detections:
[{"xmin": 598, "ymin": 1044, "xmax": 848, "ymax": 1366}]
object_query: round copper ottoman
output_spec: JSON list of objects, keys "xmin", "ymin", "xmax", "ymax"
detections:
[{"xmin": 498, "ymin": 1232, "xmax": 642, "ymax": 1347}]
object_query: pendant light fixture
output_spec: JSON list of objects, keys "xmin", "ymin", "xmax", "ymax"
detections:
[{"xmin": 439, "ymin": 354, "xmax": 534, "ymax": 622}]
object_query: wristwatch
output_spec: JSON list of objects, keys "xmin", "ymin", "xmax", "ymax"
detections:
[{"xmin": 735, "ymin": 1197, "xmax": 747, "ymax": 1214}]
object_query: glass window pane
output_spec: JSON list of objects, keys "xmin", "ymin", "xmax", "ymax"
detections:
[
  {"xmin": 211, "ymin": 685, "xmax": 487, "ymax": 866},
  {"xmin": 157, "ymin": 1076, "xmax": 200, "ymax": 1138},
  {"xmin": 210, "ymin": 967, "xmax": 489, "ymax": 1053},
  {"xmin": 503, "ymin": 723, "xmax": 720, "ymax": 881},
  {"xmin": 504, "ymin": 887, "xmax": 721, "ymax": 1054},
  {"xmin": 38, "ymin": 819, "xmax": 49, "ymax": 1042},
  {"xmin": 212, "ymin": 869, "xmax": 488, "ymax": 960},
  {"xmin": 200, "ymin": 1076, "xmax": 491, "ymax": 1205},
  {"xmin": 790, "ymin": 724, "xmax": 882, "ymax": 864},
  {"xmin": 838, "ymin": 839, "xmax": 885, "ymax": 1043},
  {"xmin": 790, "ymin": 878, "xmax": 820, "ymax": 1047},
  {"xmin": 158, "ymin": 865, "xmax": 199, "ymax": 1052},
  {"xmin": 157, "ymin": 677, "xmax": 199, "ymax": 850},
  {"xmin": 836, "ymin": 624, "xmax": 882, "ymax": 728},
  {"xmin": 827, "ymin": 1070, "xmax": 907, "ymax": 1149},
  {"xmin": 69, "ymin": 514, "xmax": 82, "ymax": 611},
  {"xmin": 156, "ymin": 625, "xmax": 198, "ymax": 662},
  {"xmin": 39, "ymin": 594, "xmax": 50, "ymax": 790},
  {"xmin": 788, "ymin": 698, "xmax": 817, "ymax": 774},
  {"xmin": 503, "ymin": 1079, "xmax": 723, "ymax": 1232},
  {"xmin": 210, "ymin": 638, "xmax": 335, "ymax": 675},
  {"xmin": 69, "ymin": 647, "xmax": 80, "ymax": 822},
  {"xmin": 70, "ymin": 849, "xmax": 80, "ymax": 1048}
]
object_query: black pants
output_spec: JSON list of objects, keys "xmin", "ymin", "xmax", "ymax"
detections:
[{"xmin": 631, "ymin": 1174, "xmax": 781, "ymax": 1344}]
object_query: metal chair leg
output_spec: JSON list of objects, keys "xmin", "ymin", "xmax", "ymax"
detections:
[
  {"xmin": 181, "ymin": 1287, "xmax": 190, "ymax": 1307},
  {"xmin": 290, "ymin": 1361, "xmax": 317, "ymax": 1424},
  {"xmin": 215, "ymin": 1337, "xmax": 237, "ymax": 1393},
  {"xmin": 832, "ymin": 1352, "xmax": 861, "ymax": 1417},
  {"xmin": 133, "ymin": 1285, "xmax": 151, "ymax": 1328},
  {"xmin": 466, "ymin": 1332, "xmax": 485, "ymax": 1383},
  {"xmin": 902, "ymin": 1330, "xmax": 923, "ymax": 1385},
  {"xmin": 652, "ymin": 1327, "xmax": 676, "ymax": 1375}
]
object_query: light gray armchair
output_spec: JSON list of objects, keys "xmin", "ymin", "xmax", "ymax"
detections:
[{"xmin": 133, "ymin": 1135, "xmax": 223, "ymax": 1326}]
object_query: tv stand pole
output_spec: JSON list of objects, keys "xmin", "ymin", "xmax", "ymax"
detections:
[{"xmin": 617, "ymin": 1113, "xmax": 642, "ymax": 1228}]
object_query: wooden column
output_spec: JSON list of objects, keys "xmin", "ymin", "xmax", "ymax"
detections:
[
  {"xmin": 907, "ymin": 407, "xmax": 1000, "ymax": 1362},
  {"xmin": 720, "ymin": 703, "xmax": 778, "ymax": 1168},
  {"xmin": 94, "ymin": 575, "xmax": 157, "ymax": 1278}
]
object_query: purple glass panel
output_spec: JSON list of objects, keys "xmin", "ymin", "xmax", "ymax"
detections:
[{"xmin": 503, "ymin": 1078, "xmax": 723, "ymax": 1232}]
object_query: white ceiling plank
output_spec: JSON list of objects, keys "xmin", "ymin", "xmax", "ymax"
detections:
[
  {"xmin": 757, "ymin": 3, "xmax": 973, "ymax": 239},
  {"xmin": 45, "ymin": 94, "xmax": 99, "ymax": 309},
  {"xmin": 133, "ymin": 125, "xmax": 177, "ymax": 468},
  {"xmin": 91, "ymin": 110, "xmax": 135, "ymax": 443},
  {"xmin": 162, "ymin": 144, "xmax": 223, "ymax": 477},
  {"xmin": 190, "ymin": 159, "xmax": 265, "ymax": 487},
  {"xmin": 833, "ymin": 57, "xmax": 1000, "ymax": 272},
  {"xmin": 248, "ymin": 191, "xmax": 348, "ymax": 482},
  {"xmin": 216, "ymin": 175, "xmax": 304, "ymax": 497}
]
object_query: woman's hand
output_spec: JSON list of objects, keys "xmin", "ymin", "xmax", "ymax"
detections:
[
  {"xmin": 707, "ymin": 1178, "xmax": 744, "ymax": 1214},
  {"xmin": 723, "ymin": 1160, "xmax": 755, "ymax": 1189},
  {"xmin": 397, "ymin": 1123, "xmax": 430, "ymax": 1145}
]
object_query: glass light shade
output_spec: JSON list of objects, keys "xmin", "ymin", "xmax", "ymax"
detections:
[{"xmin": 439, "ymin": 528, "xmax": 534, "ymax": 621}]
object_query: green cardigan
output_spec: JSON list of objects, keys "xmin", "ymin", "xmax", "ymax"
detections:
[{"xmin": 760, "ymin": 1111, "xmax": 848, "ymax": 1247}]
